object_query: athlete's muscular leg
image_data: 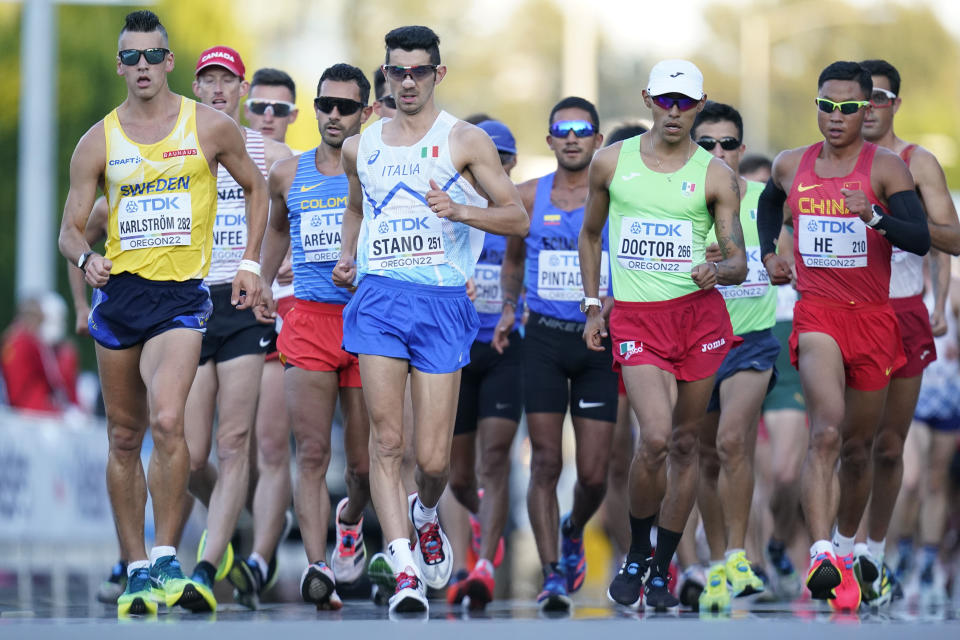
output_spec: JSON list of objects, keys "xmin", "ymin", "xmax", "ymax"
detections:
[
  {"xmin": 410, "ymin": 368, "xmax": 462, "ymax": 508},
  {"xmin": 919, "ymin": 429, "xmax": 957, "ymax": 549},
  {"xmin": 797, "ymin": 333, "xmax": 847, "ymax": 540},
  {"xmin": 360, "ymin": 355, "xmax": 413, "ymax": 542},
  {"xmin": 568, "ymin": 415, "xmax": 615, "ymax": 533},
  {"xmin": 285, "ymin": 367, "xmax": 338, "ymax": 563},
  {"xmin": 835, "ymin": 385, "xmax": 887, "ymax": 537},
  {"xmin": 184, "ymin": 362, "xmax": 217, "ymax": 507},
  {"xmin": 765, "ymin": 409, "xmax": 807, "ymax": 544},
  {"xmin": 200, "ymin": 354, "xmax": 263, "ymax": 565},
  {"xmin": 477, "ymin": 416, "xmax": 520, "ymax": 562},
  {"xmin": 698, "ymin": 410, "xmax": 727, "ymax": 559},
  {"xmin": 526, "ymin": 412, "xmax": 566, "ymax": 565},
  {"xmin": 139, "ymin": 329, "xmax": 203, "ymax": 546},
  {"xmin": 716, "ymin": 370, "xmax": 770, "ymax": 548},
  {"xmin": 339, "ymin": 386, "xmax": 371, "ymax": 523},
  {"xmin": 449, "ymin": 432, "xmax": 480, "ymax": 513},
  {"xmin": 660, "ymin": 376, "xmax": 713, "ymax": 532},
  {"xmin": 603, "ymin": 396, "xmax": 635, "ymax": 557},
  {"xmin": 624, "ymin": 365, "xmax": 677, "ymax": 520},
  {"xmin": 868, "ymin": 375, "xmax": 922, "ymax": 540},
  {"xmin": 97, "ymin": 343, "xmax": 150, "ymax": 562},
  {"xmin": 251, "ymin": 359, "xmax": 292, "ymax": 562}
]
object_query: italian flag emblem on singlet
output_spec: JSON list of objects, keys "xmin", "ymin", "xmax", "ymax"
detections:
[{"xmin": 420, "ymin": 145, "xmax": 439, "ymax": 158}]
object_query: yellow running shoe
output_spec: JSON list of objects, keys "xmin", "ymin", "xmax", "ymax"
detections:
[
  {"xmin": 725, "ymin": 550, "xmax": 765, "ymax": 597},
  {"xmin": 117, "ymin": 566, "xmax": 157, "ymax": 617},
  {"xmin": 150, "ymin": 555, "xmax": 217, "ymax": 612},
  {"xmin": 197, "ymin": 529, "xmax": 234, "ymax": 583},
  {"xmin": 699, "ymin": 563, "xmax": 731, "ymax": 612}
]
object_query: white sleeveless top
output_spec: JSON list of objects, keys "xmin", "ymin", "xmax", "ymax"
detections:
[
  {"xmin": 206, "ymin": 127, "xmax": 267, "ymax": 285},
  {"xmin": 889, "ymin": 248, "xmax": 924, "ymax": 299},
  {"xmin": 355, "ymin": 111, "xmax": 486, "ymax": 287}
]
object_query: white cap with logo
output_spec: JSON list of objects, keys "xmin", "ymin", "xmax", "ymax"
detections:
[{"xmin": 646, "ymin": 60, "xmax": 704, "ymax": 100}]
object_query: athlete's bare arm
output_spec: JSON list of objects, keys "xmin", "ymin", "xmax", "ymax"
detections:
[
  {"xmin": 332, "ymin": 135, "xmax": 363, "ymax": 289},
  {"xmin": 909, "ymin": 147, "xmax": 960, "ymax": 255},
  {"xmin": 58, "ymin": 122, "xmax": 113, "ymax": 289},
  {"xmin": 68, "ymin": 196, "xmax": 109, "ymax": 336},
  {"xmin": 198, "ymin": 104, "xmax": 268, "ymax": 308},
  {"xmin": 580, "ymin": 144, "xmax": 619, "ymax": 352},
  {"xmin": 427, "ymin": 123, "xmax": 528, "ymax": 236},
  {"xmin": 703, "ymin": 158, "xmax": 747, "ymax": 288},
  {"xmin": 254, "ymin": 156, "xmax": 297, "ymax": 322},
  {"xmin": 759, "ymin": 149, "xmax": 805, "ymax": 285}
]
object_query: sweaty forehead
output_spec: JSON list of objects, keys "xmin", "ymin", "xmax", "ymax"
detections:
[
  {"xmin": 819, "ymin": 79, "xmax": 866, "ymax": 101},
  {"xmin": 551, "ymin": 107, "xmax": 591, "ymax": 125},
  {"xmin": 250, "ymin": 84, "xmax": 294, "ymax": 102},
  {"xmin": 118, "ymin": 30, "xmax": 166, "ymax": 51},
  {"xmin": 386, "ymin": 48, "xmax": 432, "ymax": 66},
  {"xmin": 694, "ymin": 119, "xmax": 738, "ymax": 140}
]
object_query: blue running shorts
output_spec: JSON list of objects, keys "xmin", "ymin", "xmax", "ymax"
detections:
[
  {"xmin": 707, "ymin": 327, "xmax": 780, "ymax": 413},
  {"xmin": 342, "ymin": 274, "xmax": 479, "ymax": 374},
  {"xmin": 89, "ymin": 272, "xmax": 212, "ymax": 350}
]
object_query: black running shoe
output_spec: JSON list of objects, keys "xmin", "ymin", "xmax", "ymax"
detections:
[
  {"xmin": 608, "ymin": 556, "xmax": 647, "ymax": 609},
  {"xmin": 643, "ymin": 563, "xmax": 679, "ymax": 612}
]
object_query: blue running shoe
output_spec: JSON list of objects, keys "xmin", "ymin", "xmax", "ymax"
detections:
[
  {"xmin": 537, "ymin": 571, "xmax": 572, "ymax": 613},
  {"xmin": 559, "ymin": 513, "xmax": 585, "ymax": 593},
  {"xmin": 117, "ymin": 567, "xmax": 157, "ymax": 617},
  {"xmin": 150, "ymin": 555, "xmax": 216, "ymax": 612}
]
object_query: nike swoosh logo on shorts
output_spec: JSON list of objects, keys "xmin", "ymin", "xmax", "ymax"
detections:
[
  {"xmin": 578, "ymin": 399, "xmax": 605, "ymax": 409},
  {"xmin": 495, "ymin": 402, "xmax": 511, "ymax": 410},
  {"xmin": 259, "ymin": 337, "xmax": 271, "ymax": 348},
  {"xmin": 797, "ymin": 183, "xmax": 821, "ymax": 192}
]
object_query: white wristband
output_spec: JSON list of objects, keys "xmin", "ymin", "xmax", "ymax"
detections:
[{"xmin": 238, "ymin": 259, "xmax": 261, "ymax": 277}]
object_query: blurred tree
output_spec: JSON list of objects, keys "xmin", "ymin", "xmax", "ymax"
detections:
[{"xmin": 691, "ymin": 0, "xmax": 960, "ymax": 181}]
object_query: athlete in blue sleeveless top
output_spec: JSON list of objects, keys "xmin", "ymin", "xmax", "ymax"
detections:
[
  {"xmin": 332, "ymin": 26, "xmax": 528, "ymax": 616},
  {"xmin": 511, "ymin": 97, "xmax": 618, "ymax": 612},
  {"xmin": 255, "ymin": 64, "xmax": 375, "ymax": 611},
  {"xmin": 447, "ymin": 121, "xmax": 524, "ymax": 608}
]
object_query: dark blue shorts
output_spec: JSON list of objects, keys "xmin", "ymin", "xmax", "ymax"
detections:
[
  {"xmin": 89, "ymin": 272, "xmax": 212, "ymax": 350},
  {"xmin": 707, "ymin": 327, "xmax": 780, "ymax": 413},
  {"xmin": 342, "ymin": 274, "xmax": 479, "ymax": 374}
]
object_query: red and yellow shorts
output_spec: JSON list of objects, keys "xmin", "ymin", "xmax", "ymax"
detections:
[{"xmin": 277, "ymin": 299, "xmax": 361, "ymax": 388}]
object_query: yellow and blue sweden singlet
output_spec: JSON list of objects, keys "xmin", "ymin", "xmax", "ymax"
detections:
[{"xmin": 103, "ymin": 97, "xmax": 218, "ymax": 281}]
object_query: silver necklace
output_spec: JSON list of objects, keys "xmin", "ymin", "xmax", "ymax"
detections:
[{"xmin": 649, "ymin": 138, "xmax": 693, "ymax": 182}]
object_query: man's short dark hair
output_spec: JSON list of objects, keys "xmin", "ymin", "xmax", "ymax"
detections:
[
  {"xmin": 119, "ymin": 10, "xmax": 168, "ymax": 48},
  {"xmin": 739, "ymin": 154, "xmax": 772, "ymax": 177},
  {"xmin": 373, "ymin": 67, "xmax": 388, "ymax": 100},
  {"xmin": 384, "ymin": 26, "xmax": 441, "ymax": 65},
  {"xmin": 818, "ymin": 61, "xmax": 872, "ymax": 99},
  {"xmin": 692, "ymin": 101, "xmax": 744, "ymax": 142},
  {"xmin": 318, "ymin": 63, "xmax": 371, "ymax": 105},
  {"xmin": 464, "ymin": 113, "xmax": 494, "ymax": 126},
  {"xmin": 859, "ymin": 59, "xmax": 901, "ymax": 96},
  {"xmin": 549, "ymin": 96, "xmax": 599, "ymax": 130},
  {"xmin": 250, "ymin": 68, "xmax": 297, "ymax": 102},
  {"xmin": 605, "ymin": 123, "xmax": 648, "ymax": 147}
]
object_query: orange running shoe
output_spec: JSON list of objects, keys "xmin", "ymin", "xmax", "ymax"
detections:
[{"xmin": 830, "ymin": 553, "xmax": 862, "ymax": 612}]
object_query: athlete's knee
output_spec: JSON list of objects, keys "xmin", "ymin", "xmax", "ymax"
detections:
[
  {"xmin": 370, "ymin": 427, "xmax": 404, "ymax": 463},
  {"xmin": 839, "ymin": 436, "xmax": 872, "ymax": 474},
  {"xmin": 668, "ymin": 428, "xmax": 699, "ymax": 466},
  {"xmin": 873, "ymin": 428, "xmax": 905, "ymax": 468},
  {"xmin": 215, "ymin": 423, "xmax": 252, "ymax": 466},
  {"xmin": 637, "ymin": 430, "xmax": 670, "ymax": 467},
  {"xmin": 478, "ymin": 441, "xmax": 512, "ymax": 481},
  {"xmin": 717, "ymin": 428, "xmax": 750, "ymax": 468},
  {"xmin": 530, "ymin": 448, "xmax": 563, "ymax": 484},
  {"xmin": 108, "ymin": 421, "xmax": 144, "ymax": 458},
  {"xmin": 257, "ymin": 430, "xmax": 290, "ymax": 469},
  {"xmin": 297, "ymin": 436, "xmax": 332, "ymax": 473},
  {"xmin": 150, "ymin": 407, "xmax": 185, "ymax": 445},
  {"xmin": 447, "ymin": 462, "xmax": 475, "ymax": 497},
  {"xmin": 808, "ymin": 424, "xmax": 842, "ymax": 457},
  {"xmin": 699, "ymin": 444, "xmax": 721, "ymax": 482}
]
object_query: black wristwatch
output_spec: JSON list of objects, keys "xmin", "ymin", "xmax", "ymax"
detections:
[{"xmin": 78, "ymin": 250, "xmax": 95, "ymax": 272}]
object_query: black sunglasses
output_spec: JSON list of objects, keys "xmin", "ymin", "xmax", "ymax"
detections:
[
  {"xmin": 378, "ymin": 95, "xmax": 397, "ymax": 110},
  {"xmin": 697, "ymin": 136, "xmax": 740, "ymax": 151},
  {"xmin": 118, "ymin": 48, "xmax": 169, "ymax": 66},
  {"xmin": 314, "ymin": 96, "xmax": 365, "ymax": 116},
  {"xmin": 382, "ymin": 64, "xmax": 438, "ymax": 81}
]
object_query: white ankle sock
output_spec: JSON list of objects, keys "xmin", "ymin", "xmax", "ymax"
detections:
[
  {"xmin": 387, "ymin": 538, "xmax": 417, "ymax": 576},
  {"xmin": 150, "ymin": 546, "xmax": 176, "ymax": 565},
  {"xmin": 413, "ymin": 496, "xmax": 438, "ymax": 530},
  {"xmin": 832, "ymin": 532, "xmax": 855, "ymax": 558},
  {"xmin": 867, "ymin": 537, "xmax": 886, "ymax": 563},
  {"xmin": 127, "ymin": 560, "xmax": 150, "ymax": 576},
  {"xmin": 250, "ymin": 552, "xmax": 268, "ymax": 582},
  {"xmin": 810, "ymin": 539, "xmax": 833, "ymax": 559}
]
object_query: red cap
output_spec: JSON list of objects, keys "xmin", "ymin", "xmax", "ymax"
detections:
[{"xmin": 195, "ymin": 46, "xmax": 245, "ymax": 79}]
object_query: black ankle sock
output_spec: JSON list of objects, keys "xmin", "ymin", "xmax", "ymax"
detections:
[
  {"xmin": 652, "ymin": 527, "xmax": 682, "ymax": 576},
  {"xmin": 543, "ymin": 562, "xmax": 562, "ymax": 579},
  {"xmin": 561, "ymin": 515, "xmax": 583, "ymax": 540},
  {"xmin": 628, "ymin": 513, "xmax": 656, "ymax": 560},
  {"xmin": 194, "ymin": 560, "xmax": 216, "ymax": 584}
]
